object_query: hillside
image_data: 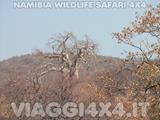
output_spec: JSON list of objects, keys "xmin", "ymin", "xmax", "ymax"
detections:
[{"xmin": 0, "ymin": 54, "xmax": 138, "ymax": 120}]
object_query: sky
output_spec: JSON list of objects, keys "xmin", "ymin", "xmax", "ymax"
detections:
[{"xmin": 0, "ymin": 0, "xmax": 159, "ymax": 60}]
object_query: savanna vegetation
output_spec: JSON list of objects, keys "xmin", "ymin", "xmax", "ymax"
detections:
[{"xmin": 0, "ymin": 5, "xmax": 160, "ymax": 120}]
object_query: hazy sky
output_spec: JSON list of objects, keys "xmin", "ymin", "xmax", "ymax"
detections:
[{"xmin": 0, "ymin": 0, "xmax": 159, "ymax": 60}]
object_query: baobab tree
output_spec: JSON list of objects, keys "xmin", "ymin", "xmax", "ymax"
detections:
[
  {"xmin": 37, "ymin": 32, "xmax": 97, "ymax": 79},
  {"xmin": 114, "ymin": 5, "xmax": 160, "ymax": 120}
]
